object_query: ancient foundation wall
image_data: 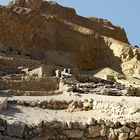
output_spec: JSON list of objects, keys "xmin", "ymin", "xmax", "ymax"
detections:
[
  {"xmin": 0, "ymin": 118, "xmax": 140, "ymax": 140},
  {"xmin": 0, "ymin": 77, "xmax": 60, "ymax": 91}
]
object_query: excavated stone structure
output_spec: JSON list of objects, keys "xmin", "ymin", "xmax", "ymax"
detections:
[{"xmin": 0, "ymin": 0, "xmax": 140, "ymax": 140}]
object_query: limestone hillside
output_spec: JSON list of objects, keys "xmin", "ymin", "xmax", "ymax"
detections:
[{"xmin": 0, "ymin": 0, "xmax": 140, "ymax": 77}]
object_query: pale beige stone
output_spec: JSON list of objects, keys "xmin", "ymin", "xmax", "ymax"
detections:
[
  {"xmin": 107, "ymin": 128, "xmax": 116, "ymax": 140},
  {"xmin": 129, "ymin": 131, "xmax": 136, "ymax": 139},
  {"xmin": 118, "ymin": 133, "xmax": 128, "ymax": 140},
  {"xmin": 135, "ymin": 127, "xmax": 140, "ymax": 136}
]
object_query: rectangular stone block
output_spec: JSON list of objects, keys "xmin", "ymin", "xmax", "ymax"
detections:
[
  {"xmin": 63, "ymin": 130, "xmax": 83, "ymax": 139},
  {"xmin": 7, "ymin": 120, "xmax": 26, "ymax": 138},
  {"xmin": 0, "ymin": 97, "xmax": 8, "ymax": 111}
]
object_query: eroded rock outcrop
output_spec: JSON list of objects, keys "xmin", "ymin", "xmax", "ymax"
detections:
[{"xmin": 0, "ymin": 0, "xmax": 140, "ymax": 77}]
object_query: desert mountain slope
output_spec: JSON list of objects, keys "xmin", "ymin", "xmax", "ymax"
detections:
[
  {"xmin": 1, "ymin": 1, "xmax": 140, "ymax": 139},
  {"xmin": 0, "ymin": 0, "xmax": 140, "ymax": 77}
]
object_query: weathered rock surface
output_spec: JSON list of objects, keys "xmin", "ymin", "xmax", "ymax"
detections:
[
  {"xmin": 9, "ymin": 0, "xmax": 43, "ymax": 10},
  {"xmin": 0, "ymin": 0, "xmax": 139, "ymax": 77}
]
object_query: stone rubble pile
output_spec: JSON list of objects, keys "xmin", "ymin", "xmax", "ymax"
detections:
[
  {"xmin": 67, "ymin": 98, "xmax": 140, "ymax": 117},
  {"xmin": 68, "ymin": 98, "xmax": 93, "ymax": 112},
  {"xmin": 61, "ymin": 75, "xmax": 138, "ymax": 96}
]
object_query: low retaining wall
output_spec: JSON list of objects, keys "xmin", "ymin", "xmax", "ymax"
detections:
[
  {"xmin": 10, "ymin": 99, "xmax": 70, "ymax": 109},
  {"xmin": 0, "ymin": 77, "xmax": 60, "ymax": 91},
  {"xmin": 0, "ymin": 118, "xmax": 140, "ymax": 140}
]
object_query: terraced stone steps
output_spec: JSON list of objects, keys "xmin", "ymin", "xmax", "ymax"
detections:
[{"xmin": 0, "ymin": 77, "xmax": 60, "ymax": 91}]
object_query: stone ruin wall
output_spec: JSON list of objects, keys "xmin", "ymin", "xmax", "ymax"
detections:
[
  {"xmin": 0, "ymin": 77, "xmax": 60, "ymax": 91},
  {"xmin": 9, "ymin": 97, "xmax": 129, "ymax": 115},
  {"xmin": 0, "ymin": 117, "xmax": 140, "ymax": 140}
]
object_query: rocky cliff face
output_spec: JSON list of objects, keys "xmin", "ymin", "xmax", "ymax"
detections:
[{"xmin": 0, "ymin": 0, "xmax": 140, "ymax": 76}]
